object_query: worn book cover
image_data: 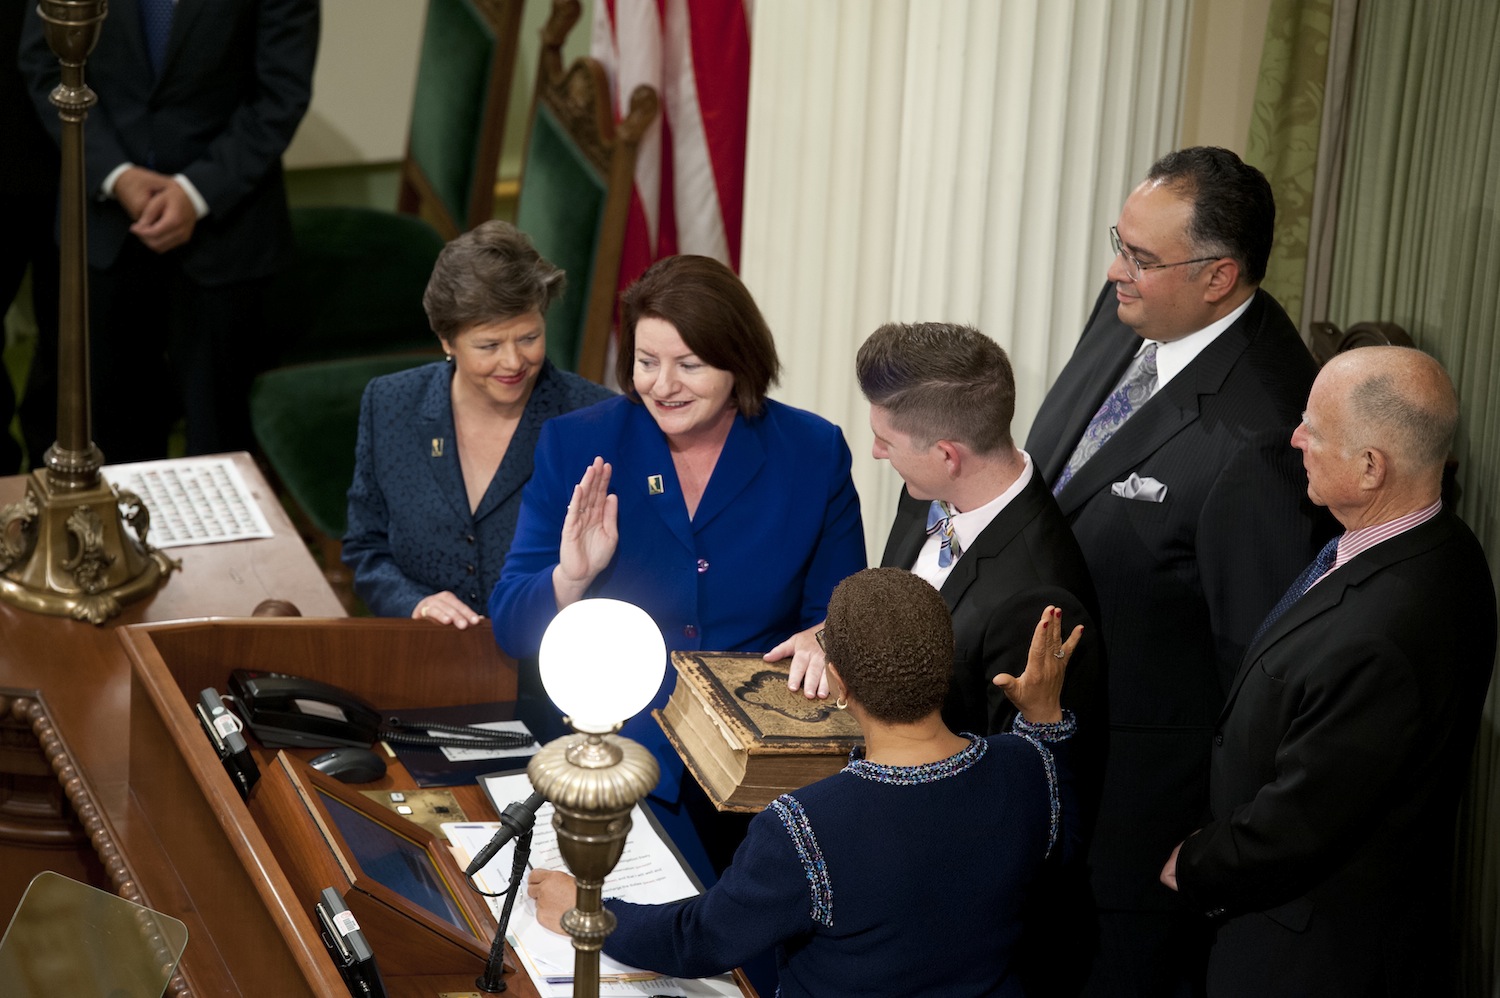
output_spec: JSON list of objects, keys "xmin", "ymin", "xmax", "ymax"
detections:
[{"xmin": 655, "ymin": 651, "xmax": 863, "ymax": 812}]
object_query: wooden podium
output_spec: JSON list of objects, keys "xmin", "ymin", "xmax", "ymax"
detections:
[{"xmin": 119, "ymin": 616, "xmax": 531, "ymax": 998}]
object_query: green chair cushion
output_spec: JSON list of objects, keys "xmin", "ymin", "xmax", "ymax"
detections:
[
  {"xmin": 267, "ymin": 207, "xmax": 445, "ymax": 365},
  {"xmin": 250, "ymin": 353, "xmax": 439, "ymax": 538}
]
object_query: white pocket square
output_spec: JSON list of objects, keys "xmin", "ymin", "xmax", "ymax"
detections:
[{"xmin": 1111, "ymin": 473, "xmax": 1168, "ymax": 502}]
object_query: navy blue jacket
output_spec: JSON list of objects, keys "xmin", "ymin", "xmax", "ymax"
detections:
[
  {"xmin": 344, "ymin": 360, "xmax": 612, "ymax": 617},
  {"xmin": 604, "ymin": 725, "xmax": 1076, "ymax": 996},
  {"xmin": 20, "ymin": 0, "xmax": 319, "ymax": 284}
]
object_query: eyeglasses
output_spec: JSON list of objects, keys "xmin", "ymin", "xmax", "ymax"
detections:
[{"xmin": 1110, "ymin": 226, "xmax": 1221, "ymax": 282}]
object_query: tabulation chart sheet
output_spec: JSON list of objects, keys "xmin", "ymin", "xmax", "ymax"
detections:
[{"xmin": 103, "ymin": 458, "xmax": 274, "ymax": 548}]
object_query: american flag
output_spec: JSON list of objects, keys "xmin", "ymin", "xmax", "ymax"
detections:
[{"xmin": 591, "ymin": 0, "xmax": 752, "ymax": 281}]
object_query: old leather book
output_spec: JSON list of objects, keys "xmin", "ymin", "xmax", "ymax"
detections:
[{"xmin": 654, "ymin": 651, "xmax": 863, "ymax": 812}]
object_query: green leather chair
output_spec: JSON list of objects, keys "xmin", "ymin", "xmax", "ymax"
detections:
[
  {"xmin": 250, "ymin": 353, "xmax": 437, "ymax": 606},
  {"xmin": 399, "ymin": 0, "xmax": 524, "ymax": 240},
  {"xmin": 514, "ymin": 0, "xmax": 659, "ymax": 383},
  {"xmin": 252, "ymin": 0, "xmax": 525, "ymax": 605}
]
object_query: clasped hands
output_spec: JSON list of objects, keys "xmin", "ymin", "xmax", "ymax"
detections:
[{"xmin": 115, "ymin": 166, "xmax": 197, "ymax": 253}]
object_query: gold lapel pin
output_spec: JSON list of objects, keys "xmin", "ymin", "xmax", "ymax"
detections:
[
  {"xmin": 647, "ymin": 474, "xmax": 664, "ymax": 495},
  {"xmin": 431, "ymin": 438, "xmax": 444, "ymax": 457}
]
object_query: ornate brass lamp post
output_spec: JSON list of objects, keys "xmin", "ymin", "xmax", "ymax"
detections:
[
  {"xmin": 525, "ymin": 599, "xmax": 666, "ymax": 998},
  {"xmin": 0, "ymin": 0, "xmax": 175, "ymax": 624}
]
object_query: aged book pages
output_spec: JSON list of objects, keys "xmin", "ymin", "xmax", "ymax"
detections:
[{"xmin": 655, "ymin": 651, "xmax": 863, "ymax": 812}]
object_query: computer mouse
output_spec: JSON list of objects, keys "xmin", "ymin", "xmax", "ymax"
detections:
[{"xmin": 309, "ymin": 746, "xmax": 388, "ymax": 784}]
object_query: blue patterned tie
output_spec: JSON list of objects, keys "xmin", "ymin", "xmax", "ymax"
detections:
[
  {"xmin": 1053, "ymin": 342, "xmax": 1159, "ymax": 495},
  {"xmin": 1249, "ymin": 536, "xmax": 1340, "ymax": 647},
  {"xmin": 926, "ymin": 500, "xmax": 963, "ymax": 568},
  {"xmin": 140, "ymin": 0, "xmax": 175, "ymax": 77}
]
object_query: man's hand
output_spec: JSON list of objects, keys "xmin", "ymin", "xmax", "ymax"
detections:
[
  {"xmin": 1160, "ymin": 841, "xmax": 1182, "ymax": 891},
  {"xmin": 765, "ymin": 624, "xmax": 829, "ymax": 699},
  {"xmin": 112, "ymin": 166, "xmax": 171, "ymax": 220},
  {"xmin": 130, "ymin": 180, "xmax": 198, "ymax": 253}
]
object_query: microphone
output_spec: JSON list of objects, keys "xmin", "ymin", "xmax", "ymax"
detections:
[{"xmin": 464, "ymin": 791, "xmax": 546, "ymax": 877}]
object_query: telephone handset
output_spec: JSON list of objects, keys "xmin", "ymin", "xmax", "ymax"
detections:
[
  {"xmin": 225, "ymin": 670, "xmax": 536, "ymax": 752},
  {"xmin": 228, "ymin": 669, "xmax": 382, "ymax": 749}
]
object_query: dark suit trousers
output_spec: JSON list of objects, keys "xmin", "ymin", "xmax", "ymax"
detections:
[{"xmin": 87, "ymin": 238, "xmax": 270, "ymax": 463}]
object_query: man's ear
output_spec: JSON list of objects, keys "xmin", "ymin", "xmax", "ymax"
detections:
[
  {"xmin": 1359, "ymin": 446, "xmax": 1389, "ymax": 491},
  {"xmin": 1201, "ymin": 257, "xmax": 1242, "ymax": 304},
  {"xmin": 935, "ymin": 438, "xmax": 963, "ymax": 477}
]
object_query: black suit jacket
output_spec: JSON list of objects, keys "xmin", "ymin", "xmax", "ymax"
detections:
[
  {"xmin": 1025, "ymin": 283, "xmax": 1330, "ymax": 911},
  {"xmin": 20, "ymin": 0, "xmax": 318, "ymax": 283},
  {"xmin": 1177, "ymin": 511, "xmax": 1497, "ymax": 996},
  {"xmin": 880, "ymin": 471, "xmax": 1106, "ymax": 806}
]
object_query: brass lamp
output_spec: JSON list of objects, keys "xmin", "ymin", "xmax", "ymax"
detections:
[
  {"xmin": 525, "ymin": 599, "xmax": 666, "ymax": 998},
  {"xmin": 0, "ymin": 0, "xmax": 176, "ymax": 624}
]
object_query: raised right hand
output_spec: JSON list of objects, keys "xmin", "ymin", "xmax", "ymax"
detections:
[
  {"xmin": 551, "ymin": 457, "xmax": 618, "ymax": 608},
  {"xmin": 992, "ymin": 606, "xmax": 1082, "ymax": 724}
]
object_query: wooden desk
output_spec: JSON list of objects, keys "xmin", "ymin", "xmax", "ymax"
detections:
[
  {"xmin": 121, "ymin": 616, "xmax": 531, "ymax": 997},
  {"xmin": 1, "ymin": 459, "xmax": 752, "ymax": 997},
  {"xmin": 0, "ymin": 455, "xmax": 347, "ymax": 993}
]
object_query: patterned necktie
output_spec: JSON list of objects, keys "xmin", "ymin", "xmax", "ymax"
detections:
[
  {"xmin": 1053, "ymin": 342, "xmax": 1159, "ymax": 495},
  {"xmin": 140, "ymin": 0, "xmax": 175, "ymax": 77},
  {"xmin": 1249, "ymin": 536, "xmax": 1341, "ymax": 647},
  {"xmin": 926, "ymin": 500, "xmax": 963, "ymax": 568}
]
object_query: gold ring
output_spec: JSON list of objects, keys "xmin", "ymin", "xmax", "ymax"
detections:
[
  {"xmin": 1052, "ymin": 649, "xmax": 1065, "ymax": 659},
  {"xmin": 419, "ymin": 606, "xmax": 429, "ymax": 618}
]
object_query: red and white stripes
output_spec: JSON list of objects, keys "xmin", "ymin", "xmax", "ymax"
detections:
[{"xmin": 591, "ymin": 0, "xmax": 752, "ymax": 283}]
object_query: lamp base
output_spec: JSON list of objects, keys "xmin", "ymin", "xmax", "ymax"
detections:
[{"xmin": 0, "ymin": 469, "xmax": 178, "ymax": 625}]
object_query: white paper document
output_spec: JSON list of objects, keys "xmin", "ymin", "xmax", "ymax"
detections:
[
  {"xmin": 102, "ymin": 457, "xmax": 273, "ymax": 548},
  {"xmin": 443, "ymin": 772, "xmax": 741, "ymax": 998}
]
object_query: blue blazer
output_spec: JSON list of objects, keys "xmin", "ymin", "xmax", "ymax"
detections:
[
  {"xmin": 344, "ymin": 360, "xmax": 613, "ymax": 618},
  {"xmin": 490, "ymin": 395, "xmax": 867, "ymax": 793}
]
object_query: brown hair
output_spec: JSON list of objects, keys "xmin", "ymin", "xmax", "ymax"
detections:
[
  {"xmin": 616, "ymin": 255, "xmax": 781, "ymax": 417},
  {"xmin": 423, "ymin": 220, "xmax": 565, "ymax": 342},
  {"xmin": 822, "ymin": 568, "xmax": 953, "ymax": 724},
  {"xmin": 855, "ymin": 322, "xmax": 1015, "ymax": 454}
]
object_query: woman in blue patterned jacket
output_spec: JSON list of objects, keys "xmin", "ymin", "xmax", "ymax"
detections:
[
  {"xmin": 343, "ymin": 222, "xmax": 612, "ymax": 625},
  {"xmin": 529, "ymin": 568, "xmax": 1084, "ymax": 997}
]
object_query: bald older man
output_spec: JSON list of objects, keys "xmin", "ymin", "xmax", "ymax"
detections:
[{"xmin": 1163, "ymin": 346, "xmax": 1497, "ymax": 996}]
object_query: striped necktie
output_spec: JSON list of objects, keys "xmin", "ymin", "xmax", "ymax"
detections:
[
  {"xmin": 926, "ymin": 500, "xmax": 963, "ymax": 568},
  {"xmin": 1249, "ymin": 536, "xmax": 1341, "ymax": 647},
  {"xmin": 1053, "ymin": 342, "xmax": 1159, "ymax": 495}
]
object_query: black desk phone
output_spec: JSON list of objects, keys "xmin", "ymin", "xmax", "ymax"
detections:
[
  {"xmin": 228, "ymin": 669, "xmax": 382, "ymax": 749},
  {"xmin": 225, "ymin": 669, "xmax": 536, "ymax": 753}
]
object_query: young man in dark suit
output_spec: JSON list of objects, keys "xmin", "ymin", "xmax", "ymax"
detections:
[
  {"xmin": 774, "ymin": 322, "xmax": 1105, "ymax": 759},
  {"xmin": 1164, "ymin": 346, "xmax": 1496, "ymax": 997},
  {"xmin": 1025, "ymin": 147, "xmax": 1331, "ymax": 996},
  {"xmin": 20, "ymin": 0, "xmax": 318, "ymax": 462},
  {"xmin": 857, "ymin": 321, "xmax": 1108, "ymax": 996}
]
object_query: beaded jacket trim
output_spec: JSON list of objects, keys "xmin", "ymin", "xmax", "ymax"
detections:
[
  {"xmin": 842, "ymin": 732, "xmax": 988, "ymax": 786},
  {"xmin": 771, "ymin": 794, "xmax": 833, "ymax": 927},
  {"xmin": 1011, "ymin": 710, "xmax": 1076, "ymax": 857}
]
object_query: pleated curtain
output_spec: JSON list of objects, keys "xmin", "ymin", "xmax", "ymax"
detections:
[{"xmin": 739, "ymin": 0, "xmax": 1190, "ymax": 557}]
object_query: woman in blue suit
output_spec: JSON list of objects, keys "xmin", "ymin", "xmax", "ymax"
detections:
[
  {"xmin": 343, "ymin": 222, "xmax": 612, "ymax": 625},
  {"xmin": 490, "ymin": 255, "xmax": 866, "ymax": 873}
]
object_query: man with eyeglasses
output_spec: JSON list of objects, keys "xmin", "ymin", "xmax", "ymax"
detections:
[{"xmin": 1025, "ymin": 146, "xmax": 1332, "ymax": 997}]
